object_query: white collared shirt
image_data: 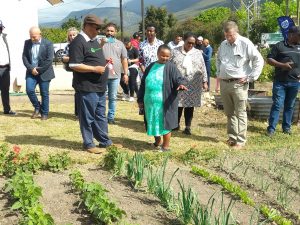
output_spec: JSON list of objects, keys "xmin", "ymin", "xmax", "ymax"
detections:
[
  {"xmin": 0, "ymin": 33, "xmax": 9, "ymax": 66},
  {"xmin": 216, "ymin": 35, "xmax": 264, "ymax": 82}
]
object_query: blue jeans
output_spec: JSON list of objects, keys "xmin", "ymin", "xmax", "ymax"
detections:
[
  {"xmin": 268, "ymin": 81, "xmax": 299, "ymax": 132},
  {"xmin": 107, "ymin": 78, "xmax": 120, "ymax": 121},
  {"xmin": 78, "ymin": 91, "xmax": 112, "ymax": 149},
  {"xmin": 26, "ymin": 75, "xmax": 50, "ymax": 116}
]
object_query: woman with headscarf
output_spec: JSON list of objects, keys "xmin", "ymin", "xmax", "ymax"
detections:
[{"xmin": 170, "ymin": 32, "xmax": 208, "ymax": 135}]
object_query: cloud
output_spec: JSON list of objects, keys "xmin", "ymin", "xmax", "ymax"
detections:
[{"xmin": 38, "ymin": 0, "xmax": 130, "ymax": 23}]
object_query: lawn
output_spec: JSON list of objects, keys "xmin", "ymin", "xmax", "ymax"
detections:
[{"xmin": 0, "ymin": 91, "xmax": 299, "ymax": 225}]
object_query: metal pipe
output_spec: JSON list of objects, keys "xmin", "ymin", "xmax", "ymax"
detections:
[
  {"xmin": 120, "ymin": 0, "xmax": 124, "ymax": 41},
  {"xmin": 141, "ymin": 0, "xmax": 145, "ymax": 41}
]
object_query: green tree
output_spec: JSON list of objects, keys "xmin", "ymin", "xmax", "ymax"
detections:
[
  {"xmin": 61, "ymin": 17, "xmax": 81, "ymax": 30},
  {"xmin": 139, "ymin": 6, "xmax": 176, "ymax": 39},
  {"xmin": 260, "ymin": 1, "xmax": 284, "ymax": 32},
  {"xmin": 41, "ymin": 28, "xmax": 67, "ymax": 43},
  {"xmin": 195, "ymin": 7, "xmax": 231, "ymax": 24}
]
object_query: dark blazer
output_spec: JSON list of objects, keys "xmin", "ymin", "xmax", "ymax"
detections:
[
  {"xmin": 137, "ymin": 61, "xmax": 186, "ymax": 130},
  {"xmin": 22, "ymin": 38, "xmax": 55, "ymax": 81}
]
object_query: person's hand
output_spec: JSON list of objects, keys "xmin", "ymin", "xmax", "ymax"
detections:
[
  {"xmin": 106, "ymin": 58, "xmax": 114, "ymax": 65},
  {"xmin": 177, "ymin": 85, "xmax": 188, "ymax": 91},
  {"xmin": 237, "ymin": 77, "xmax": 248, "ymax": 84},
  {"xmin": 281, "ymin": 62, "xmax": 293, "ymax": 70},
  {"xmin": 94, "ymin": 66, "xmax": 105, "ymax": 74},
  {"xmin": 203, "ymin": 82, "xmax": 208, "ymax": 90},
  {"xmin": 123, "ymin": 74, "xmax": 129, "ymax": 85},
  {"xmin": 32, "ymin": 68, "xmax": 39, "ymax": 76}
]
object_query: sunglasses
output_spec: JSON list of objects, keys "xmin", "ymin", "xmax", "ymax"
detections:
[{"xmin": 187, "ymin": 41, "xmax": 195, "ymax": 45}]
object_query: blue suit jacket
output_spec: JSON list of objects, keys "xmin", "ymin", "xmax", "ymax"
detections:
[{"xmin": 22, "ymin": 38, "xmax": 55, "ymax": 81}]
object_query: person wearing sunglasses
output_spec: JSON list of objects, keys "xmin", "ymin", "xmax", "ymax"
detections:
[{"xmin": 170, "ymin": 32, "xmax": 208, "ymax": 135}]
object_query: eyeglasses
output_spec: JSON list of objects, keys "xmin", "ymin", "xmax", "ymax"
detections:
[
  {"xmin": 90, "ymin": 24, "xmax": 101, "ymax": 31},
  {"xmin": 187, "ymin": 41, "xmax": 195, "ymax": 45}
]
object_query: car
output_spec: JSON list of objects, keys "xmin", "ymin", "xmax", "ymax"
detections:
[{"xmin": 53, "ymin": 42, "xmax": 69, "ymax": 62}]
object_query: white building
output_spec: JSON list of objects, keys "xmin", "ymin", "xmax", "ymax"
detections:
[{"xmin": 0, "ymin": 0, "xmax": 65, "ymax": 91}]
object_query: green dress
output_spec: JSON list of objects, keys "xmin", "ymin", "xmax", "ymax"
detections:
[{"xmin": 144, "ymin": 63, "xmax": 170, "ymax": 136}]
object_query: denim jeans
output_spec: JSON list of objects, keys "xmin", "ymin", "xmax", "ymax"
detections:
[
  {"xmin": 26, "ymin": 75, "xmax": 50, "ymax": 115},
  {"xmin": 107, "ymin": 78, "xmax": 120, "ymax": 121},
  {"xmin": 78, "ymin": 91, "xmax": 112, "ymax": 149},
  {"xmin": 268, "ymin": 81, "xmax": 300, "ymax": 132}
]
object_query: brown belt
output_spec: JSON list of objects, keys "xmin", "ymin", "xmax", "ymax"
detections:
[
  {"xmin": 221, "ymin": 78, "xmax": 240, "ymax": 82},
  {"xmin": 0, "ymin": 64, "xmax": 9, "ymax": 68}
]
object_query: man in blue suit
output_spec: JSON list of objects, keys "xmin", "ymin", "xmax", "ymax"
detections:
[{"xmin": 22, "ymin": 26, "xmax": 55, "ymax": 120}]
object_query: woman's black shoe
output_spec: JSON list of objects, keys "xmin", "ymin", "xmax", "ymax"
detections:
[{"xmin": 183, "ymin": 128, "xmax": 191, "ymax": 135}]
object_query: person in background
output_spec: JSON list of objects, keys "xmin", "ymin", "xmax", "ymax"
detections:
[
  {"xmin": 168, "ymin": 34, "xmax": 184, "ymax": 49},
  {"xmin": 195, "ymin": 36, "xmax": 205, "ymax": 51},
  {"xmin": 131, "ymin": 32, "xmax": 141, "ymax": 50},
  {"xmin": 266, "ymin": 26, "xmax": 300, "ymax": 136},
  {"xmin": 137, "ymin": 44, "xmax": 187, "ymax": 152},
  {"xmin": 102, "ymin": 23, "xmax": 128, "ymax": 124},
  {"xmin": 120, "ymin": 37, "xmax": 139, "ymax": 102},
  {"xmin": 171, "ymin": 32, "xmax": 208, "ymax": 135},
  {"xmin": 62, "ymin": 27, "xmax": 79, "ymax": 118},
  {"xmin": 139, "ymin": 25, "xmax": 164, "ymax": 73},
  {"xmin": 0, "ymin": 20, "xmax": 16, "ymax": 115},
  {"xmin": 216, "ymin": 21, "xmax": 264, "ymax": 149},
  {"xmin": 22, "ymin": 26, "xmax": 55, "ymax": 120},
  {"xmin": 202, "ymin": 38, "xmax": 213, "ymax": 91}
]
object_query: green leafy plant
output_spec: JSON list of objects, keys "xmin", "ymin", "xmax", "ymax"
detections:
[
  {"xmin": 19, "ymin": 204, "xmax": 55, "ymax": 225},
  {"xmin": 69, "ymin": 170, "xmax": 126, "ymax": 224},
  {"xmin": 191, "ymin": 166, "xmax": 255, "ymax": 206},
  {"xmin": 193, "ymin": 193, "xmax": 236, "ymax": 225},
  {"xmin": 5, "ymin": 170, "xmax": 42, "ymax": 214},
  {"xmin": 177, "ymin": 180, "xmax": 196, "ymax": 224},
  {"xmin": 102, "ymin": 146, "xmax": 122, "ymax": 170},
  {"xmin": 260, "ymin": 205, "xmax": 292, "ymax": 225},
  {"xmin": 47, "ymin": 152, "xmax": 71, "ymax": 172},
  {"xmin": 153, "ymin": 158, "xmax": 178, "ymax": 211},
  {"xmin": 126, "ymin": 153, "xmax": 147, "ymax": 188},
  {"xmin": 0, "ymin": 144, "xmax": 9, "ymax": 174}
]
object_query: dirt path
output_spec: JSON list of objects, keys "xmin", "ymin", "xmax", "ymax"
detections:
[{"xmin": 0, "ymin": 177, "xmax": 19, "ymax": 225}]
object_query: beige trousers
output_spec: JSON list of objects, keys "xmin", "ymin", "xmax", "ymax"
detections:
[{"xmin": 220, "ymin": 80, "xmax": 248, "ymax": 145}]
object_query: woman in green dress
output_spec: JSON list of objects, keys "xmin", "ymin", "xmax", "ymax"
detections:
[{"xmin": 137, "ymin": 45, "xmax": 187, "ymax": 151}]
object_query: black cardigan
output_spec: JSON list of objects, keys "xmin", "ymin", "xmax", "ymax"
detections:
[{"xmin": 137, "ymin": 61, "xmax": 185, "ymax": 130}]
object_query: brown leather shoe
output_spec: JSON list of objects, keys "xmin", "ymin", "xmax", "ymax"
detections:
[
  {"xmin": 41, "ymin": 115, "xmax": 48, "ymax": 120},
  {"xmin": 86, "ymin": 147, "xmax": 106, "ymax": 154},
  {"xmin": 31, "ymin": 109, "xmax": 40, "ymax": 119}
]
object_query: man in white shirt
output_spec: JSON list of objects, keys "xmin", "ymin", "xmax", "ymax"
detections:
[
  {"xmin": 216, "ymin": 21, "xmax": 264, "ymax": 148},
  {"xmin": 168, "ymin": 35, "xmax": 184, "ymax": 49},
  {"xmin": 0, "ymin": 20, "xmax": 16, "ymax": 115}
]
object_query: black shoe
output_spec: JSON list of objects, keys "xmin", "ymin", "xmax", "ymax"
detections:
[
  {"xmin": 183, "ymin": 128, "xmax": 191, "ymax": 135},
  {"xmin": 4, "ymin": 110, "xmax": 17, "ymax": 115},
  {"xmin": 283, "ymin": 130, "xmax": 291, "ymax": 135},
  {"xmin": 108, "ymin": 119, "xmax": 116, "ymax": 124},
  {"xmin": 266, "ymin": 130, "xmax": 274, "ymax": 137}
]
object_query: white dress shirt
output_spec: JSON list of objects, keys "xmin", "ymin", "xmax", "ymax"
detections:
[
  {"xmin": 216, "ymin": 35, "xmax": 264, "ymax": 82},
  {"xmin": 0, "ymin": 33, "xmax": 9, "ymax": 66}
]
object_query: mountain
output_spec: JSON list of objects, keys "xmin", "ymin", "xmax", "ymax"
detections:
[{"xmin": 123, "ymin": 0, "xmax": 170, "ymax": 14}]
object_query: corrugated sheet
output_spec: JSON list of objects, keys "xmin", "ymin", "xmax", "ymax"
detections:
[
  {"xmin": 46, "ymin": 0, "xmax": 64, "ymax": 6},
  {"xmin": 214, "ymin": 95, "xmax": 300, "ymax": 122}
]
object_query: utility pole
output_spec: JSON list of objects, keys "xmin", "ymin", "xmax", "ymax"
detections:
[
  {"xmin": 120, "ymin": 0, "xmax": 124, "ymax": 41},
  {"xmin": 286, "ymin": 0, "xmax": 289, "ymax": 16},
  {"xmin": 141, "ymin": 0, "xmax": 145, "ymax": 41},
  {"xmin": 297, "ymin": 0, "xmax": 300, "ymax": 25}
]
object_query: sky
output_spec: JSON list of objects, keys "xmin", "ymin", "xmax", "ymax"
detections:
[{"xmin": 38, "ymin": 0, "xmax": 130, "ymax": 23}]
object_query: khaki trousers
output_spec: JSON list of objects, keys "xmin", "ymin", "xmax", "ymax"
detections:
[{"xmin": 220, "ymin": 80, "xmax": 248, "ymax": 145}]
